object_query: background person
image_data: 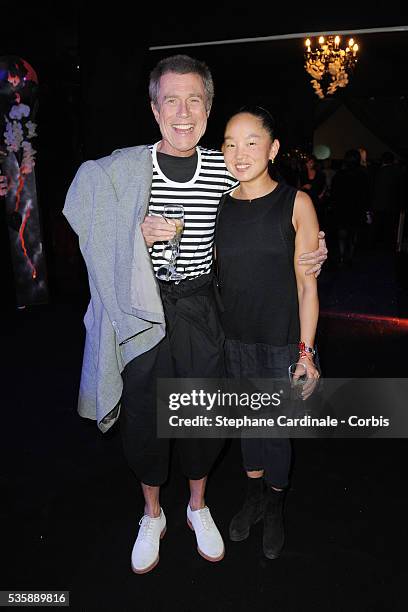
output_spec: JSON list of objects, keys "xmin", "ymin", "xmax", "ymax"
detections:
[
  {"xmin": 330, "ymin": 149, "xmax": 370, "ymax": 266},
  {"xmin": 300, "ymin": 154, "xmax": 326, "ymax": 223}
]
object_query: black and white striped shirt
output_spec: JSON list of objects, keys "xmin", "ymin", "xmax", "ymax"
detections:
[{"xmin": 148, "ymin": 142, "xmax": 238, "ymax": 279}]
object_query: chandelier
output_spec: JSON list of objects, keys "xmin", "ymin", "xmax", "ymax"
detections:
[{"xmin": 304, "ymin": 35, "xmax": 359, "ymax": 99}]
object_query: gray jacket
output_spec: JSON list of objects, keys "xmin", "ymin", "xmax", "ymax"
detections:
[{"xmin": 63, "ymin": 145, "xmax": 165, "ymax": 432}]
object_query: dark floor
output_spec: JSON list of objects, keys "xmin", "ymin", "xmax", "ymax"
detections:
[{"xmin": 1, "ymin": 245, "xmax": 408, "ymax": 611}]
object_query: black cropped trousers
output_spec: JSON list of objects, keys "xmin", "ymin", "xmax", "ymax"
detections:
[
  {"xmin": 224, "ymin": 339, "xmax": 299, "ymax": 489},
  {"xmin": 120, "ymin": 274, "xmax": 225, "ymax": 486}
]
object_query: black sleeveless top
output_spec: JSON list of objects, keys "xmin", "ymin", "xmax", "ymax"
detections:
[{"xmin": 216, "ymin": 182, "xmax": 300, "ymax": 345}]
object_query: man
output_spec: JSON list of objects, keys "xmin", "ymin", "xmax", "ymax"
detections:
[
  {"xmin": 331, "ymin": 149, "xmax": 370, "ymax": 266},
  {"xmin": 64, "ymin": 54, "xmax": 327, "ymax": 574},
  {"xmin": 371, "ymin": 151, "xmax": 404, "ymax": 249}
]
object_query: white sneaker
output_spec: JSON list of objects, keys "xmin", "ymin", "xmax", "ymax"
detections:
[
  {"xmin": 131, "ymin": 508, "xmax": 166, "ymax": 574},
  {"xmin": 187, "ymin": 505, "xmax": 225, "ymax": 562}
]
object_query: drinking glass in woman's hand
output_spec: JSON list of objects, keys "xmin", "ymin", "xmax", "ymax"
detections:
[
  {"xmin": 288, "ymin": 359, "xmax": 319, "ymax": 400},
  {"xmin": 288, "ymin": 362, "xmax": 307, "ymax": 400}
]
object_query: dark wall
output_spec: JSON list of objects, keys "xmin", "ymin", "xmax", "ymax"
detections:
[
  {"xmin": 1, "ymin": 3, "xmax": 407, "ymax": 304},
  {"xmin": 78, "ymin": 9, "xmax": 153, "ymax": 160}
]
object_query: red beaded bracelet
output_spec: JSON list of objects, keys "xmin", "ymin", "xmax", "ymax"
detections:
[{"xmin": 298, "ymin": 342, "xmax": 315, "ymax": 358}]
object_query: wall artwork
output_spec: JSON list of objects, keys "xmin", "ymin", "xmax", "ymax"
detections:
[{"xmin": 0, "ymin": 56, "xmax": 48, "ymax": 307}]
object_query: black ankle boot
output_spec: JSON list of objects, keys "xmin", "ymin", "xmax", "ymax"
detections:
[
  {"xmin": 263, "ymin": 486, "xmax": 286, "ymax": 559},
  {"xmin": 229, "ymin": 477, "xmax": 264, "ymax": 542}
]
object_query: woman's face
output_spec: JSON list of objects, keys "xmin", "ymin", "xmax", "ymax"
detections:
[{"xmin": 222, "ymin": 112, "xmax": 279, "ymax": 182}]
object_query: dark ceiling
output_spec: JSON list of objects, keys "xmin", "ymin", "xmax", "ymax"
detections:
[
  {"xmin": 148, "ymin": 10, "xmax": 407, "ymax": 48},
  {"xmin": 2, "ymin": 3, "xmax": 408, "ymax": 59},
  {"xmin": 1, "ymin": 3, "xmax": 407, "ymax": 158}
]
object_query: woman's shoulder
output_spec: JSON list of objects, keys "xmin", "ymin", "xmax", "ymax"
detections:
[
  {"xmin": 293, "ymin": 188, "xmax": 316, "ymax": 214},
  {"xmin": 276, "ymin": 180, "xmax": 298, "ymax": 195}
]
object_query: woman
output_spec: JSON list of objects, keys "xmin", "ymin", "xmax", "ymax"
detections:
[
  {"xmin": 216, "ymin": 106, "xmax": 320, "ymax": 559},
  {"xmin": 300, "ymin": 154, "xmax": 326, "ymax": 224},
  {"xmin": 330, "ymin": 149, "xmax": 370, "ymax": 265}
]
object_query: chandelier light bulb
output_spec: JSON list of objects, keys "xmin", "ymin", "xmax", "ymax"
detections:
[
  {"xmin": 305, "ymin": 38, "xmax": 311, "ymax": 47},
  {"xmin": 349, "ymin": 38, "xmax": 354, "ymax": 46},
  {"xmin": 319, "ymin": 36, "xmax": 325, "ymax": 44},
  {"xmin": 334, "ymin": 35, "xmax": 340, "ymax": 45}
]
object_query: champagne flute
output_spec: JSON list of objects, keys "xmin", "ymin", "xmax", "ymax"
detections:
[
  {"xmin": 288, "ymin": 361, "xmax": 319, "ymax": 401},
  {"xmin": 156, "ymin": 204, "xmax": 186, "ymax": 281},
  {"xmin": 288, "ymin": 361, "xmax": 308, "ymax": 400}
]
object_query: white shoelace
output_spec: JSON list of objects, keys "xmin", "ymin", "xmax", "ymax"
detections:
[
  {"xmin": 138, "ymin": 515, "xmax": 158, "ymax": 544},
  {"xmin": 196, "ymin": 507, "xmax": 214, "ymax": 531}
]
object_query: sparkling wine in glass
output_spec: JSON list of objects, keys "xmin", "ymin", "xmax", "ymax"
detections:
[{"xmin": 156, "ymin": 204, "xmax": 186, "ymax": 281}]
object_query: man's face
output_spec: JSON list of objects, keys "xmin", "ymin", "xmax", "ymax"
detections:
[{"xmin": 151, "ymin": 72, "xmax": 209, "ymax": 157}]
